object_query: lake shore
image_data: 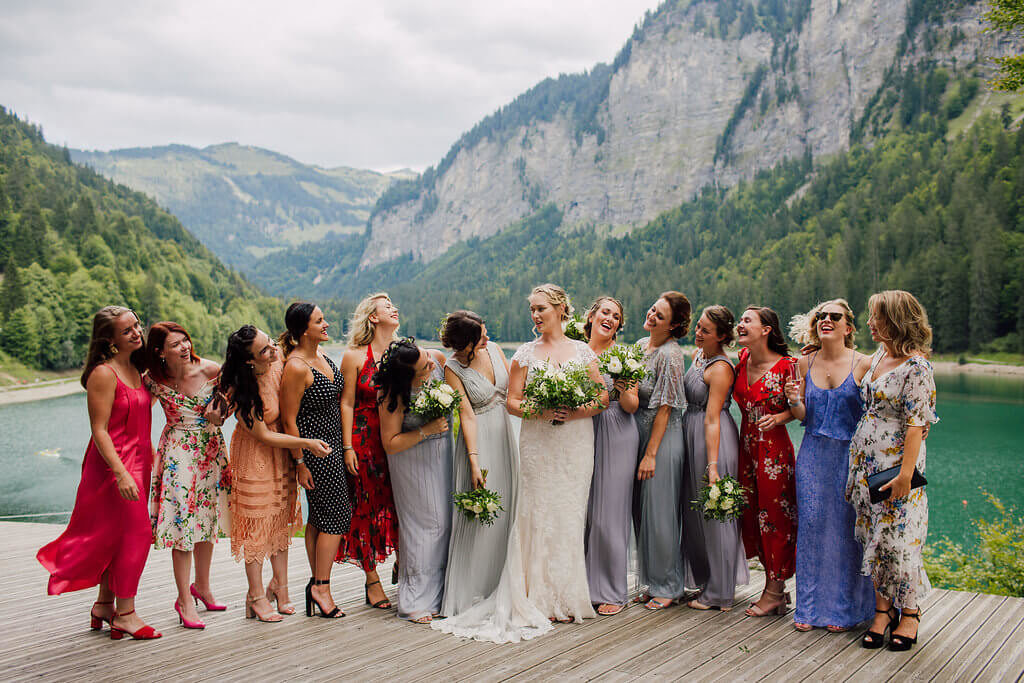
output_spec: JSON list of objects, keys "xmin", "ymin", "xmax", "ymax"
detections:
[{"xmin": 0, "ymin": 378, "xmax": 84, "ymax": 406}]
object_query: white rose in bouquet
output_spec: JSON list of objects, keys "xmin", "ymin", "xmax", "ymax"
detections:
[
  {"xmin": 723, "ymin": 480, "xmax": 734, "ymax": 494},
  {"xmin": 705, "ymin": 498, "xmax": 718, "ymax": 511},
  {"xmin": 721, "ymin": 497, "xmax": 734, "ymax": 511},
  {"xmin": 606, "ymin": 357, "xmax": 623, "ymax": 374},
  {"xmin": 486, "ymin": 501, "xmax": 498, "ymax": 513},
  {"xmin": 708, "ymin": 484, "xmax": 721, "ymax": 500},
  {"xmin": 625, "ymin": 358, "xmax": 642, "ymax": 372},
  {"xmin": 471, "ymin": 503, "xmax": 483, "ymax": 514},
  {"xmin": 554, "ymin": 370, "xmax": 567, "ymax": 383},
  {"xmin": 437, "ymin": 392, "xmax": 454, "ymax": 407}
]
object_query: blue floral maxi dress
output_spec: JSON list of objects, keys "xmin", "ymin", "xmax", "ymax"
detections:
[
  {"xmin": 847, "ymin": 351, "xmax": 938, "ymax": 611},
  {"xmin": 794, "ymin": 353, "xmax": 875, "ymax": 628}
]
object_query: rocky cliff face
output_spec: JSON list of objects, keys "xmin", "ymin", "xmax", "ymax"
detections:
[{"xmin": 362, "ymin": 0, "xmax": 1012, "ymax": 269}]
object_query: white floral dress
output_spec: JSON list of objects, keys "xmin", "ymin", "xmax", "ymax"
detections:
[
  {"xmin": 846, "ymin": 351, "xmax": 938, "ymax": 609},
  {"xmin": 147, "ymin": 377, "xmax": 230, "ymax": 551}
]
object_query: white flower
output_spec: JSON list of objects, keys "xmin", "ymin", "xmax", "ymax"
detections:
[
  {"xmin": 436, "ymin": 392, "xmax": 454, "ymax": 408},
  {"xmin": 574, "ymin": 387, "xmax": 585, "ymax": 399},
  {"xmin": 723, "ymin": 480, "xmax": 734, "ymax": 494},
  {"xmin": 708, "ymin": 484, "xmax": 721, "ymax": 500},
  {"xmin": 625, "ymin": 358, "xmax": 642, "ymax": 372},
  {"xmin": 414, "ymin": 393, "xmax": 428, "ymax": 408},
  {"xmin": 720, "ymin": 497, "xmax": 734, "ymax": 511},
  {"xmin": 485, "ymin": 501, "xmax": 498, "ymax": 513},
  {"xmin": 554, "ymin": 371, "xmax": 567, "ymax": 383},
  {"xmin": 440, "ymin": 384, "xmax": 456, "ymax": 395},
  {"xmin": 470, "ymin": 503, "xmax": 483, "ymax": 514},
  {"xmin": 606, "ymin": 357, "xmax": 623, "ymax": 374},
  {"xmin": 705, "ymin": 498, "xmax": 718, "ymax": 511}
]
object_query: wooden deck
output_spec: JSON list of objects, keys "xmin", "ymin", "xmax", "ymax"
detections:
[{"xmin": 2, "ymin": 521, "xmax": 1022, "ymax": 682}]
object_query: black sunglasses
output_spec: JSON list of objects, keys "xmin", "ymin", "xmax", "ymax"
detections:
[{"xmin": 815, "ymin": 311, "xmax": 845, "ymax": 323}]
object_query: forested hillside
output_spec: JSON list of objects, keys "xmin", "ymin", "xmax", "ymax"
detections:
[{"xmin": 0, "ymin": 107, "xmax": 281, "ymax": 370}]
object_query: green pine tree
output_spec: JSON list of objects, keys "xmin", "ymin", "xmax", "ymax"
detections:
[{"xmin": 0, "ymin": 256, "xmax": 27, "ymax": 321}]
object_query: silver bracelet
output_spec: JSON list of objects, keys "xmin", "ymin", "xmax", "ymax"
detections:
[
  {"xmin": 418, "ymin": 427, "xmax": 426, "ymax": 439},
  {"xmin": 295, "ymin": 456, "xmax": 304, "ymax": 465}
]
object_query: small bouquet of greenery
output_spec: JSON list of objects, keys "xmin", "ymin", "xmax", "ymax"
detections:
[
  {"xmin": 693, "ymin": 475, "xmax": 749, "ymax": 521},
  {"xmin": 562, "ymin": 314, "xmax": 588, "ymax": 341},
  {"xmin": 522, "ymin": 362, "xmax": 603, "ymax": 425},
  {"xmin": 453, "ymin": 471, "xmax": 503, "ymax": 526},
  {"xmin": 411, "ymin": 379, "xmax": 461, "ymax": 420},
  {"xmin": 599, "ymin": 343, "xmax": 648, "ymax": 399}
]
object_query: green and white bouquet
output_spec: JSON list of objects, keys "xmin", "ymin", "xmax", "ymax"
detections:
[
  {"xmin": 562, "ymin": 314, "xmax": 588, "ymax": 341},
  {"xmin": 453, "ymin": 471, "xmax": 503, "ymax": 526},
  {"xmin": 692, "ymin": 475, "xmax": 749, "ymax": 521},
  {"xmin": 522, "ymin": 361, "xmax": 604, "ymax": 425},
  {"xmin": 599, "ymin": 343, "xmax": 648, "ymax": 399},
  {"xmin": 410, "ymin": 379, "xmax": 461, "ymax": 420}
]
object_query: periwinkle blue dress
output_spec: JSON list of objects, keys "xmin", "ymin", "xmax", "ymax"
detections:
[
  {"xmin": 794, "ymin": 353, "xmax": 875, "ymax": 628},
  {"xmin": 585, "ymin": 367, "xmax": 640, "ymax": 606},
  {"xmin": 388, "ymin": 363, "xmax": 454, "ymax": 621}
]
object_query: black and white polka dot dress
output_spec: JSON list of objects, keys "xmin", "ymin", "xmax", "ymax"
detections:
[{"xmin": 296, "ymin": 354, "xmax": 352, "ymax": 535}]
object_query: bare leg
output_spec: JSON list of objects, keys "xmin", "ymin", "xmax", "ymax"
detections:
[
  {"xmin": 91, "ymin": 572, "xmax": 116, "ymax": 623},
  {"xmin": 192, "ymin": 541, "xmax": 217, "ymax": 602},
  {"xmin": 304, "ymin": 523, "xmax": 318, "ymax": 574},
  {"xmin": 172, "ymin": 548, "xmax": 201, "ymax": 623},
  {"xmin": 309, "ymin": 532, "xmax": 344, "ymax": 615},
  {"xmin": 746, "ymin": 578, "xmax": 788, "ymax": 616},
  {"xmin": 267, "ymin": 550, "xmax": 294, "ymax": 613},
  {"xmin": 245, "ymin": 559, "xmax": 283, "ymax": 621},
  {"xmin": 365, "ymin": 565, "xmax": 390, "ymax": 607},
  {"xmin": 868, "ymin": 590, "xmax": 894, "ymax": 633}
]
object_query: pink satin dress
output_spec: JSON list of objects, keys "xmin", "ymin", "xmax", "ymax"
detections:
[{"xmin": 37, "ymin": 370, "xmax": 154, "ymax": 598}]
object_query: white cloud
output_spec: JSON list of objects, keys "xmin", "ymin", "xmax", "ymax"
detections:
[{"xmin": 1, "ymin": 0, "xmax": 661, "ymax": 171}]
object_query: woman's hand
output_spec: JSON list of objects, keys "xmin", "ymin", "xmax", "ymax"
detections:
[
  {"xmin": 756, "ymin": 412, "xmax": 784, "ymax": 432},
  {"xmin": 783, "ymin": 379, "xmax": 801, "ymax": 404},
  {"xmin": 612, "ymin": 378, "xmax": 631, "ymax": 396},
  {"xmin": 880, "ymin": 471, "xmax": 913, "ymax": 500},
  {"xmin": 471, "ymin": 465, "xmax": 486, "ymax": 489},
  {"xmin": 343, "ymin": 446, "xmax": 358, "ymax": 474},
  {"xmin": 204, "ymin": 395, "xmax": 228, "ymax": 426},
  {"xmin": 115, "ymin": 470, "xmax": 139, "ymax": 501},
  {"xmin": 297, "ymin": 462, "xmax": 314, "ymax": 490},
  {"xmin": 637, "ymin": 453, "xmax": 656, "ymax": 481},
  {"xmin": 707, "ymin": 463, "xmax": 720, "ymax": 484},
  {"xmin": 304, "ymin": 439, "xmax": 332, "ymax": 458},
  {"xmin": 541, "ymin": 407, "xmax": 570, "ymax": 423},
  {"xmin": 422, "ymin": 417, "xmax": 449, "ymax": 437}
]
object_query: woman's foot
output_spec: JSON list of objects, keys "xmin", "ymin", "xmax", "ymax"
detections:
[
  {"xmin": 744, "ymin": 589, "xmax": 789, "ymax": 617},
  {"xmin": 266, "ymin": 580, "xmax": 295, "ymax": 615},
  {"xmin": 246, "ymin": 594, "xmax": 285, "ymax": 622},
  {"xmin": 597, "ymin": 603, "xmax": 624, "ymax": 615},
  {"xmin": 309, "ymin": 582, "xmax": 344, "ymax": 618},
  {"xmin": 111, "ymin": 609, "xmax": 153, "ymax": 636},
  {"xmin": 365, "ymin": 580, "xmax": 391, "ymax": 609},
  {"xmin": 794, "ymin": 622, "xmax": 814, "ymax": 632},
  {"xmin": 190, "ymin": 583, "xmax": 226, "ymax": 611},
  {"xmin": 826, "ymin": 624, "xmax": 849, "ymax": 633},
  {"xmin": 632, "ymin": 593, "xmax": 652, "ymax": 604},
  {"xmin": 889, "ymin": 611, "xmax": 920, "ymax": 651},
  {"xmin": 411, "ymin": 615, "xmax": 432, "ymax": 624},
  {"xmin": 90, "ymin": 600, "xmax": 114, "ymax": 629},
  {"xmin": 644, "ymin": 597, "xmax": 674, "ymax": 611},
  {"xmin": 862, "ymin": 607, "xmax": 898, "ymax": 649},
  {"xmin": 176, "ymin": 594, "xmax": 203, "ymax": 624}
]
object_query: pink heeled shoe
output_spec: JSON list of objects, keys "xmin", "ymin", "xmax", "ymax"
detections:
[
  {"xmin": 190, "ymin": 583, "xmax": 227, "ymax": 611},
  {"xmin": 174, "ymin": 600, "xmax": 206, "ymax": 629}
]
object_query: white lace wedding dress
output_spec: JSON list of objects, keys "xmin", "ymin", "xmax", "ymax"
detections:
[{"xmin": 432, "ymin": 339, "xmax": 598, "ymax": 643}]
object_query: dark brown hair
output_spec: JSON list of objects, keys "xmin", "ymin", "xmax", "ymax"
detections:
[
  {"xmin": 441, "ymin": 310, "xmax": 485, "ymax": 361},
  {"xmin": 584, "ymin": 296, "xmax": 625, "ymax": 339},
  {"xmin": 146, "ymin": 321, "xmax": 200, "ymax": 383},
  {"xmin": 745, "ymin": 306, "xmax": 791, "ymax": 356},
  {"xmin": 80, "ymin": 306, "xmax": 146, "ymax": 388},
  {"xmin": 278, "ymin": 301, "xmax": 317, "ymax": 357},
  {"xmin": 661, "ymin": 291, "xmax": 692, "ymax": 339},
  {"xmin": 701, "ymin": 305, "xmax": 735, "ymax": 346}
]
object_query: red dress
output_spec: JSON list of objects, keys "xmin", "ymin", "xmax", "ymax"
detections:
[
  {"xmin": 733, "ymin": 348, "xmax": 797, "ymax": 582},
  {"xmin": 37, "ymin": 370, "xmax": 154, "ymax": 598},
  {"xmin": 336, "ymin": 345, "xmax": 399, "ymax": 570}
]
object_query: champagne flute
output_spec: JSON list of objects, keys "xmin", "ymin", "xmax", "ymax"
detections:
[
  {"xmin": 750, "ymin": 405, "xmax": 765, "ymax": 442},
  {"xmin": 786, "ymin": 362, "xmax": 802, "ymax": 403}
]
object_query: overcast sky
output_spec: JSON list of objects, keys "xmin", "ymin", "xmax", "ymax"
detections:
[{"xmin": 1, "ymin": 1, "xmax": 660, "ymax": 172}]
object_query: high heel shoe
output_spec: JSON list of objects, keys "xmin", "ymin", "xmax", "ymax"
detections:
[
  {"xmin": 110, "ymin": 609, "xmax": 162, "ymax": 640},
  {"xmin": 90, "ymin": 600, "xmax": 114, "ymax": 630},
  {"xmin": 174, "ymin": 599, "xmax": 206, "ymax": 629},
  {"xmin": 305, "ymin": 579, "xmax": 345, "ymax": 618},
  {"xmin": 266, "ymin": 582, "xmax": 295, "ymax": 615},
  {"xmin": 888, "ymin": 610, "xmax": 920, "ymax": 651},
  {"xmin": 190, "ymin": 583, "xmax": 227, "ymax": 611},
  {"xmin": 365, "ymin": 580, "xmax": 391, "ymax": 609},
  {"xmin": 862, "ymin": 607, "xmax": 898, "ymax": 649},
  {"xmin": 246, "ymin": 593, "xmax": 284, "ymax": 622},
  {"xmin": 744, "ymin": 589, "xmax": 790, "ymax": 617}
]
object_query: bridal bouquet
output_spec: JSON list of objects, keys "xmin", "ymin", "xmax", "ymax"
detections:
[
  {"xmin": 452, "ymin": 471, "xmax": 503, "ymax": 526},
  {"xmin": 522, "ymin": 362, "xmax": 603, "ymax": 425},
  {"xmin": 599, "ymin": 343, "xmax": 647, "ymax": 399},
  {"xmin": 693, "ymin": 475, "xmax": 749, "ymax": 521},
  {"xmin": 410, "ymin": 379, "xmax": 461, "ymax": 420},
  {"xmin": 562, "ymin": 314, "xmax": 588, "ymax": 341}
]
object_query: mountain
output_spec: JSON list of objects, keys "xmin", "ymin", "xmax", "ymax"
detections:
[
  {"xmin": 0, "ymin": 108, "xmax": 281, "ymax": 370},
  {"xmin": 71, "ymin": 143, "xmax": 414, "ymax": 269}
]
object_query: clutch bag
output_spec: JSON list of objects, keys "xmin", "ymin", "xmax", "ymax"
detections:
[{"xmin": 867, "ymin": 465, "xmax": 927, "ymax": 504}]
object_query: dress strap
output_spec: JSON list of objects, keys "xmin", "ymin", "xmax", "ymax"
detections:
[
  {"xmin": 849, "ymin": 348, "xmax": 857, "ymax": 373},
  {"xmin": 868, "ymin": 348, "xmax": 886, "ymax": 376},
  {"xmin": 808, "ymin": 350, "xmax": 818, "ymax": 370}
]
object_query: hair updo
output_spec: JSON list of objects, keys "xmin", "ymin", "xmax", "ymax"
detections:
[
  {"xmin": 701, "ymin": 305, "xmax": 735, "ymax": 346},
  {"xmin": 441, "ymin": 310, "xmax": 485, "ymax": 362},
  {"xmin": 661, "ymin": 291, "xmax": 692, "ymax": 339},
  {"xmin": 584, "ymin": 296, "xmax": 625, "ymax": 339},
  {"xmin": 373, "ymin": 338, "xmax": 422, "ymax": 413},
  {"xmin": 278, "ymin": 302, "xmax": 317, "ymax": 357},
  {"xmin": 530, "ymin": 283, "xmax": 573, "ymax": 322}
]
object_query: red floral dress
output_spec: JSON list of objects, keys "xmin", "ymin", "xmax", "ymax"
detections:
[
  {"xmin": 336, "ymin": 346, "xmax": 399, "ymax": 570},
  {"xmin": 733, "ymin": 348, "xmax": 797, "ymax": 582}
]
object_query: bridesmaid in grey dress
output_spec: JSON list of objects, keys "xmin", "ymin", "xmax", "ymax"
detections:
[
  {"xmin": 682, "ymin": 306, "xmax": 749, "ymax": 611},
  {"xmin": 377, "ymin": 339, "xmax": 454, "ymax": 624},
  {"xmin": 634, "ymin": 292, "xmax": 691, "ymax": 610},
  {"xmin": 583, "ymin": 297, "xmax": 640, "ymax": 615},
  {"xmin": 439, "ymin": 311, "xmax": 519, "ymax": 617}
]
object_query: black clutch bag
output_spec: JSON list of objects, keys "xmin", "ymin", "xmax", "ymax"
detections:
[{"xmin": 867, "ymin": 465, "xmax": 927, "ymax": 504}]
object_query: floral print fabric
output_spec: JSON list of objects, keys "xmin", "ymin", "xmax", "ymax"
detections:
[
  {"xmin": 847, "ymin": 351, "xmax": 937, "ymax": 610},
  {"xmin": 733, "ymin": 348, "xmax": 797, "ymax": 582},
  {"xmin": 147, "ymin": 377, "xmax": 230, "ymax": 551}
]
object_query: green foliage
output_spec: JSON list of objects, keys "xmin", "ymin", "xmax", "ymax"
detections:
[
  {"xmin": 0, "ymin": 106, "xmax": 280, "ymax": 369},
  {"xmin": 924, "ymin": 493, "xmax": 1024, "ymax": 597},
  {"xmin": 986, "ymin": 0, "xmax": 1024, "ymax": 91}
]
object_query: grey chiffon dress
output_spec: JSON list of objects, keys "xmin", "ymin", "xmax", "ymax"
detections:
[
  {"xmin": 387, "ymin": 362, "xmax": 454, "ymax": 621},
  {"xmin": 585, "ymin": 367, "xmax": 640, "ymax": 606},
  {"xmin": 440, "ymin": 342, "xmax": 520, "ymax": 617},
  {"xmin": 633, "ymin": 338, "xmax": 689, "ymax": 600},
  {"xmin": 681, "ymin": 351, "xmax": 749, "ymax": 608}
]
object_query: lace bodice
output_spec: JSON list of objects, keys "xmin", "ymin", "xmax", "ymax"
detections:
[
  {"xmin": 511, "ymin": 339, "xmax": 597, "ymax": 381},
  {"xmin": 636, "ymin": 338, "xmax": 686, "ymax": 410}
]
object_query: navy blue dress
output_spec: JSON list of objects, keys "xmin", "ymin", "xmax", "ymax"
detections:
[{"xmin": 794, "ymin": 353, "xmax": 875, "ymax": 628}]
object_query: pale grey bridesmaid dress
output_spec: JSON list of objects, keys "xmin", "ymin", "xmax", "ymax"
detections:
[
  {"xmin": 440, "ymin": 342, "xmax": 519, "ymax": 616},
  {"xmin": 387, "ymin": 362, "xmax": 454, "ymax": 621}
]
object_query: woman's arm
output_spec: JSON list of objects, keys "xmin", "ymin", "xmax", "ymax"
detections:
[
  {"xmin": 569, "ymin": 358, "xmax": 610, "ymax": 420},
  {"xmin": 784, "ymin": 355, "xmax": 809, "ymax": 422},
  {"xmin": 880, "ymin": 425, "xmax": 925, "ymax": 499},
  {"xmin": 238, "ymin": 415, "xmax": 331, "ymax": 456},
  {"xmin": 339, "ymin": 349, "xmax": 361, "ymax": 475},
  {"xmin": 378, "ymin": 397, "xmax": 447, "ymax": 456},
  {"xmin": 637, "ymin": 405, "xmax": 671, "ymax": 480},
  {"xmin": 280, "ymin": 359, "xmax": 314, "ymax": 489},
  {"xmin": 505, "ymin": 360, "xmax": 529, "ymax": 418},
  {"xmin": 703, "ymin": 362, "xmax": 733, "ymax": 484},
  {"xmin": 446, "ymin": 367, "xmax": 484, "ymax": 488},
  {"xmin": 616, "ymin": 379, "xmax": 640, "ymax": 414},
  {"xmin": 87, "ymin": 366, "xmax": 139, "ymax": 500}
]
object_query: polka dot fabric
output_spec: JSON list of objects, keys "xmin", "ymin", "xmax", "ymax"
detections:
[{"xmin": 296, "ymin": 354, "xmax": 353, "ymax": 535}]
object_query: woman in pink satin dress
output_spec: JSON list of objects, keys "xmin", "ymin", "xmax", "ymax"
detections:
[{"xmin": 37, "ymin": 306, "xmax": 162, "ymax": 641}]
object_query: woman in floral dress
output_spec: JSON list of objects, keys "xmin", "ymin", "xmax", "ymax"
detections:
[
  {"xmin": 145, "ymin": 321, "xmax": 230, "ymax": 630},
  {"xmin": 848, "ymin": 290, "xmax": 937, "ymax": 652},
  {"xmin": 733, "ymin": 306, "xmax": 797, "ymax": 618},
  {"xmin": 337, "ymin": 293, "xmax": 400, "ymax": 610}
]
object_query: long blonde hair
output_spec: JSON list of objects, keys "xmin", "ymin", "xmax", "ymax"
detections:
[
  {"xmin": 530, "ymin": 283, "xmax": 573, "ymax": 321},
  {"xmin": 81, "ymin": 306, "xmax": 145, "ymax": 388},
  {"xmin": 348, "ymin": 292, "xmax": 397, "ymax": 348},
  {"xmin": 788, "ymin": 298, "xmax": 857, "ymax": 349},
  {"xmin": 868, "ymin": 290, "xmax": 932, "ymax": 357}
]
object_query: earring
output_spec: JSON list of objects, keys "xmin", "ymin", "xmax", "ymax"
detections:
[{"xmin": 108, "ymin": 343, "xmax": 119, "ymax": 356}]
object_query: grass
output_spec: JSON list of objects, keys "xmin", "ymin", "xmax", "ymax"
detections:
[
  {"xmin": 0, "ymin": 351, "xmax": 78, "ymax": 387},
  {"xmin": 931, "ymin": 351, "xmax": 1024, "ymax": 367},
  {"xmin": 946, "ymin": 88, "xmax": 1024, "ymax": 140}
]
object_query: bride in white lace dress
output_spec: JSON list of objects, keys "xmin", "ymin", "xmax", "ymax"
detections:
[{"xmin": 433, "ymin": 284, "xmax": 609, "ymax": 643}]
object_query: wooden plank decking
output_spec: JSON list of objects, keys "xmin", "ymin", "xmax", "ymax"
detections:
[{"xmin": 2, "ymin": 521, "xmax": 1022, "ymax": 682}]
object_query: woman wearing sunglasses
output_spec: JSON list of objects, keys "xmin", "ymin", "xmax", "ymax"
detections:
[{"xmin": 785, "ymin": 300, "xmax": 875, "ymax": 634}]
